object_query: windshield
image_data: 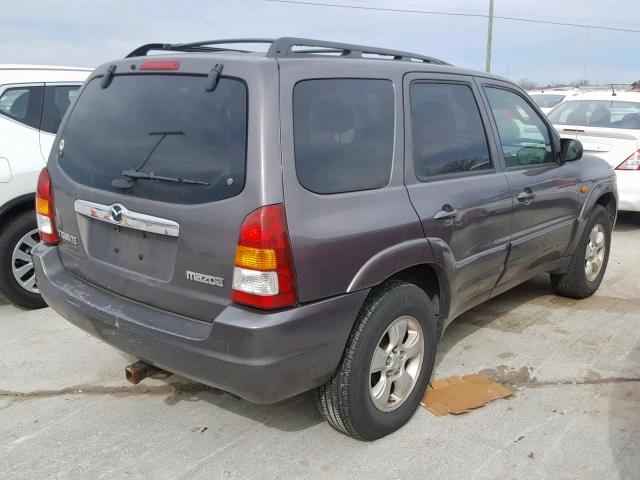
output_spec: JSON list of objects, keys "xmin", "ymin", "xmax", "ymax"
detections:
[
  {"xmin": 548, "ymin": 99, "xmax": 640, "ymax": 129},
  {"xmin": 529, "ymin": 94, "xmax": 565, "ymax": 109},
  {"xmin": 58, "ymin": 74, "xmax": 247, "ymax": 204}
]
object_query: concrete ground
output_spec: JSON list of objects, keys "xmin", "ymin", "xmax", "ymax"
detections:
[{"xmin": 1, "ymin": 214, "xmax": 639, "ymax": 480}]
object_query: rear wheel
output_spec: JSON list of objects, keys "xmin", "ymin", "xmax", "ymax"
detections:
[
  {"xmin": 316, "ymin": 281, "xmax": 437, "ymax": 440},
  {"xmin": 0, "ymin": 210, "xmax": 47, "ymax": 309},
  {"xmin": 551, "ymin": 204, "xmax": 611, "ymax": 299}
]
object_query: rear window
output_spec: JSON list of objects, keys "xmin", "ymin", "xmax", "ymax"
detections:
[
  {"xmin": 293, "ymin": 79, "xmax": 394, "ymax": 194},
  {"xmin": 548, "ymin": 99, "xmax": 640, "ymax": 129},
  {"xmin": 58, "ymin": 74, "xmax": 247, "ymax": 204}
]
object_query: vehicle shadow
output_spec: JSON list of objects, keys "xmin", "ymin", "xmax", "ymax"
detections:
[
  {"xmin": 161, "ymin": 381, "xmax": 323, "ymax": 433},
  {"xmin": 436, "ymin": 274, "xmax": 553, "ymax": 366}
]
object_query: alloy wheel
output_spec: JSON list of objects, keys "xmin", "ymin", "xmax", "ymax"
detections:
[
  {"xmin": 11, "ymin": 228, "xmax": 40, "ymax": 294},
  {"xmin": 585, "ymin": 224, "xmax": 606, "ymax": 282},
  {"xmin": 369, "ymin": 315, "xmax": 424, "ymax": 412}
]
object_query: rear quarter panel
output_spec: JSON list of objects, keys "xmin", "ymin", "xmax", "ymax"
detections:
[{"xmin": 278, "ymin": 60, "xmax": 429, "ymax": 302}]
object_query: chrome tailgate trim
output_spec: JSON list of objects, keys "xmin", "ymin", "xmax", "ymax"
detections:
[{"xmin": 74, "ymin": 199, "xmax": 180, "ymax": 237}]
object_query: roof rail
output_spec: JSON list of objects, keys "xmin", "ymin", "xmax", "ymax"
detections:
[
  {"xmin": 125, "ymin": 37, "xmax": 451, "ymax": 65},
  {"xmin": 125, "ymin": 39, "xmax": 275, "ymax": 58},
  {"xmin": 267, "ymin": 37, "xmax": 450, "ymax": 65}
]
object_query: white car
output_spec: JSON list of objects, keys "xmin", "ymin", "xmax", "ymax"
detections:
[
  {"xmin": 548, "ymin": 91, "xmax": 640, "ymax": 214},
  {"xmin": 528, "ymin": 89, "xmax": 580, "ymax": 114},
  {"xmin": 0, "ymin": 64, "xmax": 90, "ymax": 308}
]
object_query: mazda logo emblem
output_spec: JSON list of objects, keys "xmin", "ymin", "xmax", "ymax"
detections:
[{"xmin": 110, "ymin": 204, "xmax": 125, "ymax": 224}]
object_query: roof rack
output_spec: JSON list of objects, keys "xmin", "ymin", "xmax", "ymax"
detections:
[{"xmin": 125, "ymin": 37, "xmax": 451, "ymax": 65}]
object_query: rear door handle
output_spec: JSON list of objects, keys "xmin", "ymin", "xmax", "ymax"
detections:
[
  {"xmin": 433, "ymin": 206, "xmax": 458, "ymax": 222},
  {"xmin": 517, "ymin": 189, "xmax": 536, "ymax": 203}
]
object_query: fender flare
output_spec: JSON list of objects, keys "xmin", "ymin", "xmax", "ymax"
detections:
[
  {"xmin": 578, "ymin": 178, "xmax": 616, "ymax": 223},
  {"xmin": 0, "ymin": 193, "xmax": 35, "ymax": 221},
  {"xmin": 346, "ymin": 237, "xmax": 455, "ymax": 321}
]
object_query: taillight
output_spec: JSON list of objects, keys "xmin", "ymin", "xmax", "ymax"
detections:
[
  {"xmin": 232, "ymin": 204, "xmax": 297, "ymax": 309},
  {"xmin": 35, "ymin": 168, "xmax": 59, "ymax": 245},
  {"xmin": 616, "ymin": 150, "xmax": 640, "ymax": 170}
]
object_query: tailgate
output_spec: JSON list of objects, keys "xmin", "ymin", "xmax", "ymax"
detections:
[{"xmin": 48, "ymin": 58, "xmax": 280, "ymax": 322}]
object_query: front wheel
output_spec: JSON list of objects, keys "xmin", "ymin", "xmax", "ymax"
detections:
[
  {"xmin": 316, "ymin": 281, "xmax": 438, "ymax": 440},
  {"xmin": 551, "ymin": 204, "xmax": 612, "ymax": 299}
]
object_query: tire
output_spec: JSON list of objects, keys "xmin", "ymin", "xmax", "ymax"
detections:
[
  {"xmin": 316, "ymin": 281, "xmax": 438, "ymax": 440},
  {"xmin": 551, "ymin": 204, "xmax": 612, "ymax": 299},
  {"xmin": 0, "ymin": 210, "xmax": 47, "ymax": 309}
]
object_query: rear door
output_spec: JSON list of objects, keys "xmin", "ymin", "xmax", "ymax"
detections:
[
  {"xmin": 403, "ymin": 73, "xmax": 512, "ymax": 319},
  {"xmin": 478, "ymin": 81, "xmax": 580, "ymax": 289},
  {"xmin": 39, "ymin": 83, "xmax": 83, "ymax": 161},
  {"xmin": 48, "ymin": 58, "xmax": 281, "ymax": 322}
]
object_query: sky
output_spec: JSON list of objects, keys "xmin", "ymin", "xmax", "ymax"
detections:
[{"xmin": 1, "ymin": 0, "xmax": 639, "ymax": 85}]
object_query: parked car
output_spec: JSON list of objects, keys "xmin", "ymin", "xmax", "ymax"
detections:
[
  {"xmin": 0, "ymin": 65, "xmax": 90, "ymax": 308},
  {"xmin": 32, "ymin": 38, "xmax": 616, "ymax": 440},
  {"xmin": 548, "ymin": 91, "xmax": 640, "ymax": 214},
  {"xmin": 527, "ymin": 88, "xmax": 580, "ymax": 114}
]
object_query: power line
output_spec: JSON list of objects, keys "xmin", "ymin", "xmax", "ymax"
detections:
[{"xmin": 266, "ymin": 0, "xmax": 640, "ymax": 34}]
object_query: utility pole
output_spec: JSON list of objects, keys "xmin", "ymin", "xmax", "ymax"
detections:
[{"xmin": 485, "ymin": 0, "xmax": 494, "ymax": 72}]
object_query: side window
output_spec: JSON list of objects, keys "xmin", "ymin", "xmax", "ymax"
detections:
[
  {"xmin": 485, "ymin": 87, "xmax": 554, "ymax": 168},
  {"xmin": 293, "ymin": 79, "xmax": 394, "ymax": 194},
  {"xmin": 41, "ymin": 85, "xmax": 81, "ymax": 134},
  {"xmin": 0, "ymin": 85, "xmax": 44, "ymax": 129},
  {"xmin": 410, "ymin": 82, "xmax": 492, "ymax": 179}
]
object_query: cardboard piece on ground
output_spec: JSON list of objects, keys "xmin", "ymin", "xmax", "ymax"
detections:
[{"xmin": 420, "ymin": 374, "xmax": 512, "ymax": 416}]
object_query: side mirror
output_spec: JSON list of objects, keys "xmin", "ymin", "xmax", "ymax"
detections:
[{"xmin": 561, "ymin": 138, "xmax": 583, "ymax": 162}]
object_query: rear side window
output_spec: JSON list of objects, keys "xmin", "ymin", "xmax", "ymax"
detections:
[
  {"xmin": 293, "ymin": 79, "xmax": 394, "ymax": 194},
  {"xmin": 410, "ymin": 82, "xmax": 492, "ymax": 179},
  {"xmin": 0, "ymin": 85, "xmax": 44, "ymax": 129},
  {"xmin": 58, "ymin": 75, "xmax": 247, "ymax": 204},
  {"xmin": 41, "ymin": 85, "xmax": 81, "ymax": 134}
]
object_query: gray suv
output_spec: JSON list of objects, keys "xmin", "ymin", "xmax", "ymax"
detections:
[{"xmin": 32, "ymin": 38, "xmax": 617, "ymax": 440}]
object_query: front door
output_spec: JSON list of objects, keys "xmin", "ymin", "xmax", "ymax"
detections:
[
  {"xmin": 478, "ymin": 81, "xmax": 580, "ymax": 290},
  {"xmin": 403, "ymin": 73, "xmax": 512, "ymax": 320}
]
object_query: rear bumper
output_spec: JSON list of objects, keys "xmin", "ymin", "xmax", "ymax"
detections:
[
  {"xmin": 33, "ymin": 243, "xmax": 368, "ymax": 404},
  {"xmin": 616, "ymin": 171, "xmax": 640, "ymax": 212}
]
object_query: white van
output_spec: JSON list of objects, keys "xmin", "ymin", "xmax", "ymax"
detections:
[{"xmin": 0, "ymin": 64, "xmax": 90, "ymax": 308}]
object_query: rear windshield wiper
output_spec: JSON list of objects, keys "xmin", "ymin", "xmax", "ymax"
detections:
[{"xmin": 120, "ymin": 170, "xmax": 210, "ymax": 186}]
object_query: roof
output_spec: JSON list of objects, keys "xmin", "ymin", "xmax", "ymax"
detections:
[{"xmin": 0, "ymin": 64, "xmax": 92, "ymax": 72}]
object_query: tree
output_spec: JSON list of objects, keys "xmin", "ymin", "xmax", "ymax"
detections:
[
  {"xmin": 517, "ymin": 78, "xmax": 537, "ymax": 90},
  {"xmin": 571, "ymin": 79, "xmax": 591, "ymax": 87},
  {"xmin": 632, "ymin": 80, "xmax": 640, "ymax": 89}
]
